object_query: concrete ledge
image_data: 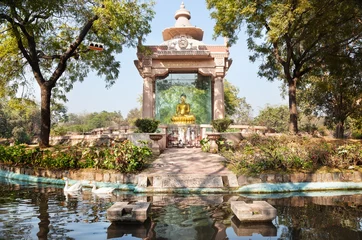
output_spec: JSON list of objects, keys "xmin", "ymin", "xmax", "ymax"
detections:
[
  {"xmin": 237, "ymin": 182, "xmax": 362, "ymax": 193},
  {"xmin": 1, "ymin": 165, "xmax": 362, "ymax": 193}
]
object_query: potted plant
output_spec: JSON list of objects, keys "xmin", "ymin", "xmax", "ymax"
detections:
[
  {"xmin": 135, "ymin": 118, "xmax": 162, "ymax": 155},
  {"xmin": 207, "ymin": 118, "xmax": 233, "ymax": 153},
  {"xmin": 135, "ymin": 118, "xmax": 160, "ymax": 133},
  {"xmin": 211, "ymin": 118, "xmax": 233, "ymax": 132}
]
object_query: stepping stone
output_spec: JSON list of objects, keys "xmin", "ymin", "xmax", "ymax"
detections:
[
  {"xmin": 231, "ymin": 201, "xmax": 277, "ymax": 222},
  {"xmin": 107, "ymin": 202, "xmax": 150, "ymax": 223}
]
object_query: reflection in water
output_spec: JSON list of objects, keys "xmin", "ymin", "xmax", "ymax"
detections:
[
  {"xmin": 37, "ymin": 193, "xmax": 50, "ymax": 240},
  {"xmin": 1, "ymin": 177, "xmax": 362, "ymax": 239},
  {"xmin": 107, "ymin": 219, "xmax": 152, "ymax": 238},
  {"xmin": 231, "ymin": 216, "xmax": 277, "ymax": 237}
]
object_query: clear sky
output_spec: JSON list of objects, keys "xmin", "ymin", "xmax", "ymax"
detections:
[{"xmin": 61, "ymin": 0, "xmax": 287, "ymax": 117}]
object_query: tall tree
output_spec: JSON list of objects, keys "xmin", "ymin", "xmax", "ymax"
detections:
[
  {"xmin": 253, "ymin": 105, "xmax": 289, "ymax": 133},
  {"xmin": 126, "ymin": 108, "xmax": 141, "ymax": 126},
  {"xmin": 0, "ymin": 0, "xmax": 154, "ymax": 147},
  {"xmin": 299, "ymin": 47, "xmax": 362, "ymax": 138},
  {"xmin": 207, "ymin": 0, "xmax": 362, "ymax": 134},
  {"xmin": 224, "ymin": 79, "xmax": 253, "ymax": 124}
]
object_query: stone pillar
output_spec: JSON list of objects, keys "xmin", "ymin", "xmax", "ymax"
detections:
[
  {"xmin": 213, "ymin": 76, "xmax": 225, "ymax": 119},
  {"xmin": 142, "ymin": 77, "xmax": 154, "ymax": 118}
]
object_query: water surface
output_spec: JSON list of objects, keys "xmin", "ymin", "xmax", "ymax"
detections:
[{"xmin": 1, "ymin": 177, "xmax": 362, "ymax": 239}]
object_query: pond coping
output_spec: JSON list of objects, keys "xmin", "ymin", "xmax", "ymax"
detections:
[{"xmin": 1, "ymin": 165, "xmax": 362, "ymax": 193}]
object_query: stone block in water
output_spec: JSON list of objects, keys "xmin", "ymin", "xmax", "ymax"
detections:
[
  {"xmin": 231, "ymin": 215, "xmax": 277, "ymax": 236},
  {"xmin": 230, "ymin": 201, "xmax": 276, "ymax": 222},
  {"xmin": 107, "ymin": 202, "xmax": 150, "ymax": 223}
]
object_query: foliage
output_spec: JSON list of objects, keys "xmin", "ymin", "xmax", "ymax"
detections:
[
  {"xmin": 207, "ymin": 0, "xmax": 362, "ymax": 134},
  {"xmin": 0, "ymin": 141, "xmax": 152, "ymax": 173},
  {"xmin": 253, "ymin": 105, "xmax": 289, "ymax": 133},
  {"xmin": 52, "ymin": 110, "xmax": 126, "ymax": 135},
  {"xmin": 126, "ymin": 108, "xmax": 142, "ymax": 126},
  {"xmin": 135, "ymin": 118, "xmax": 160, "ymax": 133},
  {"xmin": 0, "ymin": 0, "xmax": 155, "ymax": 147},
  {"xmin": 220, "ymin": 135, "xmax": 362, "ymax": 175},
  {"xmin": 212, "ymin": 118, "xmax": 233, "ymax": 132},
  {"xmin": 200, "ymin": 138, "xmax": 210, "ymax": 152},
  {"xmin": 224, "ymin": 79, "xmax": 253, "ymax": 124},
  {"xmin": 298, "ymin": 50, "xmax": 362, "ymax": 138},
  {"xmin": 0, "ymin": 98, "xmax": 40, "ymax": 143},
  {"xmin": 80, "ymin": 140, "xmax": 152, "ymax": 172}
]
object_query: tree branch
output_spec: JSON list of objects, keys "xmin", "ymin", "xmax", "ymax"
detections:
[{"xmin": 49, "ymin": 15, "xmax": 99, "ymax": 85}]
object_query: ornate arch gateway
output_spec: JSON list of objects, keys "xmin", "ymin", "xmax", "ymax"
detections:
[{"xmin": 134, "ymin": 3, "xmax": 232, "ymax": 147}]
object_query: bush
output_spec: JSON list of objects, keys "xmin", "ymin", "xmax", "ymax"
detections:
[
  {"xmin": 12, "ymin": 127, "xmax": 31, "ymax": 144},
  {"xmin": 212, "ymin": 118, "xmax": 233, "ymax": 132},
  {"xmin": 352, "ymin": 130, "xmax": 362, "ymax": 139},
  {"xmin": 220, "ymin": 135, "xmax": 362, "ymax": 175},
  {"xmin": 0, "ymin": 141, "xmax": 153, "ymax": 173},
  {"xmin": 135, "ymin": 118, "xmax": 160, "ymax": 133}
]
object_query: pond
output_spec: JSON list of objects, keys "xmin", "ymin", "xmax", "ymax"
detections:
[{"xmin": 1, "ymin": 177, "xmax": 362, "ymax": 240}]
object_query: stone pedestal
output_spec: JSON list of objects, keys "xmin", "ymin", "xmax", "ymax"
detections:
[
  {"xmin": 230, "ymin": 201, "xmax": 277, "ymax": 222},
  {"xmin": 206, "ymin": 133, "xmax": 221, "ymax": 153},
  {"xmin": 107, "ymin": 202, "xmax": 151, "ymax": 223},
  {"xmin": 149, "ymin": 134, "xmax": 163, "ymax": 155}
]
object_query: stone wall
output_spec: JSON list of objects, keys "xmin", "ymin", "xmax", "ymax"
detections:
[
  {"xmin": 238, "ymin": 171, "xmax": 362, "ymax": 186},
  {"xmin": 2, "ymin": 163, "xmax": 362, "ymax": 189},
  {"xmin": 0, "ymin": 164, "xmax": 138, "ymax": 184},
  {"xmin": 49, "ymin": 133, "xmax": 167, "ymax": 151}
]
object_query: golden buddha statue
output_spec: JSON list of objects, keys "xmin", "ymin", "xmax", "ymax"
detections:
[{"xmin": 171, "ymin": 93, "xmax": 196, "ymax": 124}]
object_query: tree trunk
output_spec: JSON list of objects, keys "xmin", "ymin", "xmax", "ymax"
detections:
[
  {"xmin": 335, "ymin": 121, "xmax": 344, "ymax": 139},
  {"xmin": 288, "ymin": 78, "xmax": 298, "ymax": 134},
  {"xmin": 39, "ymin": 85, "xmax": 52, "ymax": 148}
]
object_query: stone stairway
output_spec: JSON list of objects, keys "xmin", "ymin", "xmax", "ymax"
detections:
[{"xmin": 137, "ymin": 148, "xmax": 239, "ymax": 192}]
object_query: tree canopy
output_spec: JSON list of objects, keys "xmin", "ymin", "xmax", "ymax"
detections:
[
  {"xmin": 0, "ymin": 0, "xmax": 155, "ymax": 147},
  {"xmin": 224, "ymin": 79, "xmax": 252, "ymax": 124},
  {"xmin": 299, "ymin": 46, "xmax": 362, "ymax": 138},
  {"xmin": 207, "ymin": 0, "xmax": 362, "ymax": 134}
]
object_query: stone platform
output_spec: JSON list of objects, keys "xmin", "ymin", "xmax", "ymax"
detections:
[
  {"xmin": 231, "ymin": 201, "xmax": 277, "ymax": 222},
  {"xmin": 107, "ymin": 202, "xmax": 150, "ymax": 223},
  {"xmin": 136, "ymin": 148, "xmax": 239, "ymax": 192}
]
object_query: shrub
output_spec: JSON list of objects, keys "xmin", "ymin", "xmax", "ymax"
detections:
[
  {"xmin": 200, "ymin": 138, "xmax": 210, "ymax": 152},
  {"xmin": 0, "ymin": 141, "xmax": 153, "ymax": 173},
  {"xmin": 220, "ymin": 135, "xmax": 362, "ymax": 175},
  {"xmin": 12, "ymin": 127, "xmax": 31, "ymax": 144},
  {"xmin": 212, "ymin": 118, "xmax": 233, "ymax": 132},
  {"xmin": 135, "ymin": 118, "xmax": 160, "ymax": 133}
]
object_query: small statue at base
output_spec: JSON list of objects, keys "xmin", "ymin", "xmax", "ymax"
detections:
[{"xmin": 171, "ymin": 93, "xmax": 196, "ymax": 124}]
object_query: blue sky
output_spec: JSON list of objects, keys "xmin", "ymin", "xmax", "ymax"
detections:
[{"xmin": 62, "ymin": 0, "xmax": 287, "ymax": 117}]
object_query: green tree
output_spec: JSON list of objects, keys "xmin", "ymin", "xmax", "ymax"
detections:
[
  {"xmin": 0, "ymin": 0, "xmax": 154, "ymax": 147},
  {"xmin": 299, "ymin": 51, "xmax": 362, "ymax": 138},
  {"xmin": 253, "ymin": 105, "xmax": 289, "ymax": 133},
  {"xmin": 126, "ymin": 108, "xmax": 141, "ymax": 126},
  {"xmin": 87, "ymin": 111, "xmax": 124, "ymax": 129},
  {"xmin": 224, "ymin": 79, "xmax": 253, "ymax": 124},
  {"xmin": 207, "ymin": 0, "xmax": 362, "ymax": 134},
  {"xmin": 0, "ymin": 98, "xmax": 41, "ymax": 143}
]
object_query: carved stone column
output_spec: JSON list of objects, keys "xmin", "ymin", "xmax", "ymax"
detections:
[
  {"xmin": 142, "ymin": 77, "xmax": 154, "ymax": 118},
  {"xmin": 213, "ymin": 76, "xmax": 225, "ymax": 119}
]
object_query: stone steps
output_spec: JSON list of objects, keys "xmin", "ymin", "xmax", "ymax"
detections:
[{"xmin": 137, "ymin": 174, "xmax": 239, "ymax": 189}]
